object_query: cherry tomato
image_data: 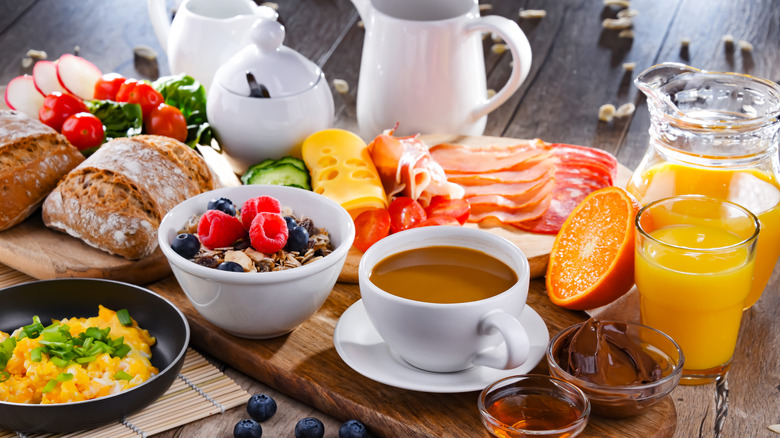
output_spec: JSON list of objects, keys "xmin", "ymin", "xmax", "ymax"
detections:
[
  {"xmin": 61, "ymin": 112, "xmax": 105, "ymax": 151},
  {"xmin": 418, "ymin": 216, "xmax": 461, "ymax": 227},
  {"xmin": 93, "ymin": 73, "xmax": 126, "ymax": 101},
  {"xmin": 146, "ymin": 103, "xmax": 188, "ymax": 142},
  {"xmin": 424, "ymin": 196, "xmax": 471, "ymax": 225},
  {"xmin": 353, "ymin": 208, "xmax": 391, "ymax": 252},
  {"xmin": 38, "ymin": 92, "xmax": 88, "ymax": 132},
  {"xmin": 115, "ymin": 79, "xmax": 164, "ymax": 118},
  {"xmin": 388, "ymin": 197, "xmax": 426, "ymax": 234}
]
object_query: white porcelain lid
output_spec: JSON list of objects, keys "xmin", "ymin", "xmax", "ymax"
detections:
[{"xmin": 215, "ymin": 18, "xmax": 322, "ymax": 98}]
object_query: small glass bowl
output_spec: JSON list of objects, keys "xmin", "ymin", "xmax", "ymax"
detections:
[
  {"xmin": 546, "ymin": 321, "xmax": 684, "ymax": 418},
  {"xmin": 478, "ymin": 374, "xmax": 590, "ymax": 438}
]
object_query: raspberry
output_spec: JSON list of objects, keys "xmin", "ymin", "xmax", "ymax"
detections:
[
  {"xmin": 197, "ymin": 210, "xmax": 246, "ymax": 249},
  {"xmin": 242, "ymin": 196, "xmax": 282, "ymax": 230},
  {"xmin": 249, "ymin": 212, "xmax": 289, "ymax": 253}
]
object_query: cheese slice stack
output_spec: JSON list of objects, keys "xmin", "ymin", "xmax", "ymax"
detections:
[{"xmin": 302, "ymin": 129, "xmax": 388, "ymax": 218}]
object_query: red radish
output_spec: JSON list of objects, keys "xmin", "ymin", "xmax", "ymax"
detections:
[
  {"xmin": 32, "ymin": 60, "xmax": 68, "ymax": 95},
  {"xmin": 56, "ymin": 54, "xmax": 102, "ymax": 100},
  {"xmin": 4, "ymin": 75, "xmax": 45, "ymax": 119}
]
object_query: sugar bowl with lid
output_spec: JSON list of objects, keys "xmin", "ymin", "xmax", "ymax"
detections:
[{"xmin": 207, "ymin": 17, "xmax": 335, "ymax": 174}]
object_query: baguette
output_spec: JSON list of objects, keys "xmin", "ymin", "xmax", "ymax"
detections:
[
  {"xmin": 42, "ymin": 135, "xmax": 215, "ymax": 259},
  {"xmin": 0, "ymin": 110, "xmax": 84, "ymax": 231}
]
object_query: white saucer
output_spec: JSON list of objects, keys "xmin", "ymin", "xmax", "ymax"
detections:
[{"xmin": 333, "ymin": 300, "xmax": 549, "ymax": 393}]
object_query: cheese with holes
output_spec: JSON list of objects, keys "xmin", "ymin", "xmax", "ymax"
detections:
[{"xmin": 302, "ymin": 129, "xmax": 387, "ymax": 218}]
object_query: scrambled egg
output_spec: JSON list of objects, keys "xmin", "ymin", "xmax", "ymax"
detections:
[{"xmin": 0, "ymin": 306, "xmax": 158, "ymax": 404}]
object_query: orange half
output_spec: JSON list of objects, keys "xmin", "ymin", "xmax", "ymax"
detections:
[{"xmin": 546, "ymin": 186, "xmax": 640, "ymax": 310}]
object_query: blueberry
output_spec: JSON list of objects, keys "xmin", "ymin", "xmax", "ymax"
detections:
[
  {"xmin": 294, "ymin": 417, "xmax": 324, "ymax": 438},
  {"xmin": 208, "ymin": 197, "xmax": 237, "ymax": 216},
  {"xmin": 218, "ymin": 261, "xmax": 244, "ymax": 272},
  {"xmin": 284, "ymin": 216, "xmax": 297, "ymax": 230},
  {"xmin": 171, "ymin": 233, "xmax": 200, "ymax": 259},
  {"xmin": 284, "ymin": 225, "xmax": 309, "ymax": 253},
  {"xmin": 247, "ymin": 394, "xmax": 277, "ymax": 422},
  {"xmin": 233, "ymin": 419, "xmax": 262, "ymax": 438},
  {"xmin": 339, "ymin": 420, "xmax": 368, "ymax": 438}
]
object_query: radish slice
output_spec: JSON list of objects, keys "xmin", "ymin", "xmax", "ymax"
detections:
[
  {"xmin": 33, "ymin": 60, "xmax": 69, "ymax": 95},
  {"xmin": 56, "ymin": 54, "xmax": 102, "ymax": 100},
  {"xmin": 5, "ymin": 75, "xmax": 46, "ymax": 119}
]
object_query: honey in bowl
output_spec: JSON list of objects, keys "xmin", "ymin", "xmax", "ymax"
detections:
[
  {"xmin": 368, "ymin": 246, "xmax": 517, "ymax": 304},
  {"xmin": 486, "ymin": 393, "xmax": 584, "ymax": 432}
]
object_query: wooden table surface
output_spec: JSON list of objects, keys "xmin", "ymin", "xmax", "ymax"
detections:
[{"xmin": 1, "ymin": 0, "xmax": 779, "ymax": 437}]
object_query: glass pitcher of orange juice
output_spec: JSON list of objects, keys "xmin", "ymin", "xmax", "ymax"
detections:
[{"xmin": 627, "ymin": 63, "xmax": 780, "ymax": 309}]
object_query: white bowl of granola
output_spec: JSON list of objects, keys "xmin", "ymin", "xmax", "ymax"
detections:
[{"xmin": 158, "ymin": 185, "xmax": 354, "ymax": 339}]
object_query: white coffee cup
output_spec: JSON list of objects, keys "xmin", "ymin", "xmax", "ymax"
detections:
[{"xmin": 358, "ymin": 226, "xmax": 531, "ymax": 373}]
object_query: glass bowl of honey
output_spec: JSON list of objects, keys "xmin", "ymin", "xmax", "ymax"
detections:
[
  {"xmin": 546, "ymin": 319, "xmax": 684, "ymax": 418},
  {"xmin": 478, "ymin": 374, "xmax": 590, "ymax": 437}
]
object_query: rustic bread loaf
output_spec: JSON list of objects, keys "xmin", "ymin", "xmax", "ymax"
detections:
[
  {"xmin": 0, "ymin": 110, "xmax": 85, "ymax": 231},
  {"xmin": 42, "ymin": 135, "xmax": 216, "ymax": 259}
]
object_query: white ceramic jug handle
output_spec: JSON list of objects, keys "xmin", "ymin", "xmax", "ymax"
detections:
[
  {"xmin": 473, "ymin": 310, "xmax": 530, "ymax": 370},
  {"xmin": 465, "ymin": 15, "xmax": 533, "ymax": 121},
  {"xmin": 147, "ymin": 0, "xmax": 176, "ymax": 51}
]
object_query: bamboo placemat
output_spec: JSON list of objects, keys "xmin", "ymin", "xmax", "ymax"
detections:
[{"xmin": 0, "ymin": 265, "xmax": 252, "ymax": 438}]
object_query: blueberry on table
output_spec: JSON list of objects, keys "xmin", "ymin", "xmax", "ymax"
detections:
[
  {"xmin": 247, "ymin": 393, "xmax": 277, "ymax": 422},
  {"xmin": 218, "ymin": 261, "xmax": 245, "ymax": 272},
  {"xmin": 285, "ymin": 225, "xmax": 310, "ymax": 253},
  {"xmin": 295, "ymin": 417, "xmax": 325, "ymax": 438},
  {"xmin": 234, "ymin": 419, "xmax": 262, "ymax": 438},
  {"xmin": 284, "ymin": 216, "xmax": 297, "ymax": 230},
  {"xmin": 339, "ymin": 419, "xmax": 368, "ymax": 438},
  {"xmin": 208, "ymin": 197, "xmax": 237, "ymax": 216},
  {"xmin": 171, "ymin": 233, "xmax": 200, "ymax": 259}
]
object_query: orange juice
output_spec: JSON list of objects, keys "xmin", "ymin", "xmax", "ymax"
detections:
[
  {"xmin": 628, "ymin": 163, "xmax": 780, "ymax": 307},
  {"xmin": 635, "ymin": 224, "xmax": 754, "ymax": 372}
]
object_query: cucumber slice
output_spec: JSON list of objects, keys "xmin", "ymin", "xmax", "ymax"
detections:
[
  {"xmin": 243, "ymin": 162, "xmax": 312, "ymax": 190},
  {"xmin": 241, "ymin": 156, "xmax": 307, "ymax": 184}
]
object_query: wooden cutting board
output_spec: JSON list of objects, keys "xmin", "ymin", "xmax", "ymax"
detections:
[
  {"xmin": 148, "ymin": 275, "xmax": 676, "ymax": 438},
  {"xmin": 0, "ymin": 134, "xmax": 631, "ymax": 285}
]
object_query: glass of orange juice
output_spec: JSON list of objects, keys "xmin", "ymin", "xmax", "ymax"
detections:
[{"xmin": 634, "ymin": 195, "xmax": 760, "ymax": 385}]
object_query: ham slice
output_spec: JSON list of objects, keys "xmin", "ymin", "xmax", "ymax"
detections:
[
  {"xmin": 430, "ymin": 141, "xmax": 551, "ymax": 174},
  {"xmin": 368, "ymin": 131, "xmax": 464, "ymax": 206},
  {"xmin": 446, "ymin": 161, "xmax": 553, "ymax": 186}
]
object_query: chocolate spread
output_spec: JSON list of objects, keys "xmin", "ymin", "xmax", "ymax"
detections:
[{"xmin": 555, "ymin": 318, "xmax": 663, "ymax": 386}]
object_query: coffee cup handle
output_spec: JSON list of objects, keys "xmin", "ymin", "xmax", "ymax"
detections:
[
  {"xmin": 473, "ymin": 310, "xmax": 530, "ymax": 370},
  {"xmin": 465, "ymin": 15, "xmax": 533, "ymax": 121}
]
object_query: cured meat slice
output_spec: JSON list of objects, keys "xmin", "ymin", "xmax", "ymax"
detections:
[
  {"xmin": 468, "ymin": 194, "xmax": 552, "ymax": 223},
  {"xmin": 368, "ymin": 132, "xmax": 464, "ymax": 205},
  {"xmin": 446, "ymin": 161, "xmax": 553, "ymax": 186},
  {"xmin": 430, "ymin": 141, "xmax": 551, "ymax": 174},
  {"xmin": 466, "ymin": 179, "xmax": 556, "ymax": 210},
  {"xmin": 513, "ymin": 167, "xmax": 613, "ymax": 234},
  {"xmin": 462, "ymin": 178, "xmax": 550, "ymax": 198}
]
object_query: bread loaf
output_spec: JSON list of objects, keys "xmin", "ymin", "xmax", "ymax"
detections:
[
  {"xmin": 42, "ymin": 135, "xmax": 215, "ymax": 259},
  {"xmin": 0, "ymin": 110, "xmax": 84, "ymax": 231}
]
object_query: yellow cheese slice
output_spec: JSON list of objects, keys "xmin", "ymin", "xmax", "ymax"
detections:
[{"xmin": 302, "ymin": 129, "xmax": 388, "ymax": 218}]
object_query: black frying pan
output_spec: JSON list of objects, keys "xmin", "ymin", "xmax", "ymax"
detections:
[{"xmin": 0, "ymin": 278, "xmax": 190, "ymax": 433}]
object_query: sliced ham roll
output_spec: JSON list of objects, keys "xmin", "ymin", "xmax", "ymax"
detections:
[{"xmin": 368, "ymin": 132, "xmax": 464, "ymax": 206}]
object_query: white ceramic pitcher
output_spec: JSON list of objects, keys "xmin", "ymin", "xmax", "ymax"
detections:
[
  {"xmin": 352, "ymin": 0, "xmax": 532, "ymax": 138},
  {"xmin": 147, "ymin": 0, "xmax": 277, "ymax": 91}
]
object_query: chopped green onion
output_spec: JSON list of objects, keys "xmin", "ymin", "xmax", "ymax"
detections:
[
  {"xmin": 75, "ymin": 356, "xmax": 97, "ymax": 364},
  {"xmin": 42, "ymin": 379, "xmax": 57, "ymax": 393},
  {"xmin": 51, "ymin": 357, "xmax": 70, "ymax": 368},
  {"xmin": 114, "ymin": 370, "xmax": 133, "ymax": 380},
  {"xmin": 113, "ymin": 344, "xmax": 131, "ymax": 358},
  {"xmin": 116, "ymin": 309, "xmax": 133, "ymax": 327},
  {"xmin": 56, "ymin": 372, "xmax": 73, "ymax": 382},
  {"xmin": 30, "ymin": 347, "xmax": 43, "ymax": 362},
  {"xmin": 0, "ymin": 337, "xmax": 16, "ymax": 370},
  {"xmin": 0, "ymin": 371, "xmax": 9, "ymax": 382}
]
